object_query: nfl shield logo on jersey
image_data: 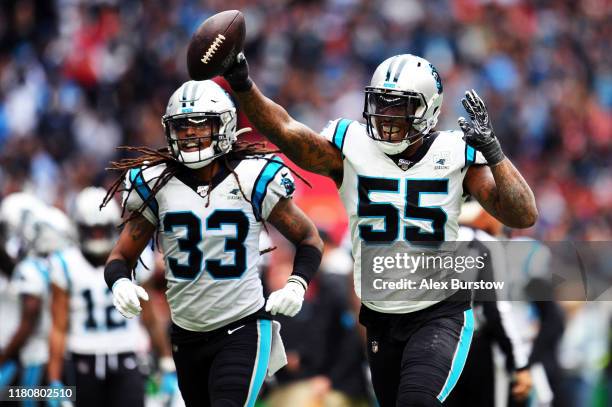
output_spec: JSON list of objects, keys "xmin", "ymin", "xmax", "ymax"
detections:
[
  {"xmin": 398, "ymin": 159, "xmax": 412, "ymax": 171},
  {"xmin": 197, "ymin": 185, "xmax": 209, "ymax": 197},
  {"xmin": 433, "ymin": 152, "xmax": 450, "ymax": 170}
]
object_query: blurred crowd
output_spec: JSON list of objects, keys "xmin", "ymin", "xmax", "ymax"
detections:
[
  {"xmin": 0, "ymin": 0, "xmax": 609, "ymax": 240},
  {"xmin": 0, "ymin": 0, "xmax": 610, "ymax": 406}
]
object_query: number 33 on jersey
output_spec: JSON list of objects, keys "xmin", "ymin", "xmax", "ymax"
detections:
[{"xmin": 123, "ymin": 155, "xmax": 295, "ymax": 331}]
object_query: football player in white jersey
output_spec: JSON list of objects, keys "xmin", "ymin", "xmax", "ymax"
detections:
[
  {"xmin": 0, "ymin": 195, "xmax": 75, "ymax": 406},
  {"xmin": 221, "ymin": 52, "xmax": 538, "ymax": 406},
  {"xmin": 101, "ymin": 79, "xmax": 323, "ymax": 407},
  {"xmin": 0, "ymin": 193, "xmax": 45, "ymax": 390},
  {"xmin": 47, "ymin": 187, "xmax": 176, "ymax": 407}
]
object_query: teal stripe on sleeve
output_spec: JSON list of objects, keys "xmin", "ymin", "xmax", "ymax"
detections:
[
  {"xmin": 332, "ymin": 119, "xmax": 352, "ymax": 152},
  {"xmin": 129, "ymin": 168, "xmax": 159, "ymax": 215},
  {"xmin": 251, "ymin": 157, "xmax": 284, "ymax": 220},
  {"xmin": 462, "ymin": 144, "xmax": 476, "ymax": 171},
  {"xmin": 467, "ymin": 145, "xmax": 475, "ymax": 164}
]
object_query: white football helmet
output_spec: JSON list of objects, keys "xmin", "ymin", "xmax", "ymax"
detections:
[
  {"xmin": 363, "ymin": 54, "xmax": 444, "ymax": 155},
  {"xmin": 22, "ymin": 206, "xmax": 77, "ymax": 255},
  {"xmin": 73, "ymin": 187, "xmax": 121, "ymax": 257},
  {"xmin": 1, "ymin": 192, "xmax": 45, "ymax": 227},
  {"xmin": 1, "ymin": 193, "xmax": 76, "ymax": 256},
  {"xmin": 0, "ymin": 192, "xmax": 48, "ymax": 254},
  {"xmin": 162, "ymin": 80, "xmax": 245, "ymax": 169}
]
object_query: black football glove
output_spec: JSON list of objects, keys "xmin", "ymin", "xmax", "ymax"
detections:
[
  {"xmin": 458, "ymin": 89, "xmax": 505, "ymax": 166},
  {"xmin": 223, "ymin": 52, "xmax": 253, "ymax": 92}
]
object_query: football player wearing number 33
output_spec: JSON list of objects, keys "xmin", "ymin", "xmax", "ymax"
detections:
[
  {"xmin": 222, "ymin": 53, "xmax": 538, "ymax": 406},
  {"xmin": 101, "ymin": 79, "xmax": 323, "ymax": 407}
]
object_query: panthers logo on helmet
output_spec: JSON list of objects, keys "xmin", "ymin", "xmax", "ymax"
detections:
[{"xmin": 429, "ymin": 63, "xmax": 443, "ymax": 94}]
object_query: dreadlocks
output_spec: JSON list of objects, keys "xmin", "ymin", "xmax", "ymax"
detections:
[{"xmin": 101, "ymin": 141, "xmax": 310, "ymax": 228}]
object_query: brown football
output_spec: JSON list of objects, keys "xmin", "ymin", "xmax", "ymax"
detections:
[{"xmin": 186, "ymin": 10, "xmax": 245, "ymax": 81}]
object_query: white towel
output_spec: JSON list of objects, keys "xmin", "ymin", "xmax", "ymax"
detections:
[
  {"xmin": 530, "ymin": 362, "xmax": 553, "ymax": 405},
  {"xmin": 267, "ymin": 321, "xmax": 287, "ymax": 378}
]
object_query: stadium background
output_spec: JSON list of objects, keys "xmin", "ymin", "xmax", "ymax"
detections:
[{"xmin": 0, "ymin": 0, "xmax": 609, "ymax": 406}]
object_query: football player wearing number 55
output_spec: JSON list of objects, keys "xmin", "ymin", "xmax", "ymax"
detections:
[
  {"xmin": 102, "ymin": 79, "xmax": 323, "ymax": 407},
  {"xmin": 222, "ymin": 53, "xmax": 537, "ymax": 407}
]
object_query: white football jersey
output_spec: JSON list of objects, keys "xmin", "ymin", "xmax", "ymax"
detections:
[
  {"xmin": 0, "ymin": 274, "xmax": 19, "ymax": 351},
  {"xmin": 11, "ymin": 257, "xmax": 52, "ymax": 364},
  {"xmin": 322, "ymin": 119, "xmax": 486, "ymax": 314},
  {"xmin": 124, "ymin": 155, "xmax": 295, "ymax": 332},
  {"xmin": 49, "ymin": 247, "xmax": 154, "ymax": 354}
]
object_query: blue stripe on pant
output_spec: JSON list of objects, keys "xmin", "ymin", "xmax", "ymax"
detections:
[
  {"xmin": 0, "ymin": 360, "xmax": 18, "ymax": 386},
  {"xmin": 21, "ymin": 364, "xmax": 44, "ymax": 407},
  {"xmin": 437, "ymin": 309, "xmax": 475, "ymax": 402},
  {"xmin": 245, "ymin": 319, "xmax": 272, "ymax": 407}
]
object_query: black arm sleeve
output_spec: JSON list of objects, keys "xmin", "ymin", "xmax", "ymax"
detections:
[
  {"xmin": 291, "ymin": 244, "xmax": 322, "ymax": 285},
  {"xmin": 104, "ymin": 259, "xmax": 132, "ymax": 291}
]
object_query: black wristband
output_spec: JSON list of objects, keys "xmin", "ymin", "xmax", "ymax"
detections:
[
  {"xmin": 292, "ymin": 244, "xmax": 322, "ymax": 284},
  {"xmin": 481, "ymin": 139, "xmax": 506, "ymax": 166},
  {"xmin": 104, "ymin": 259, "xmax": 132, "ymax": 291}
]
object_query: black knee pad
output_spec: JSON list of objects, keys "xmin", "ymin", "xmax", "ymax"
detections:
[{"xmin": 396, "ymin": 391, "xmax": 442, "ymax": 407}]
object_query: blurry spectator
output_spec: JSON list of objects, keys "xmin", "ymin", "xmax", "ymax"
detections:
[
  {"xmin": 558, "ymin": 301, "xmax": 609, "ymax": 407},
  {"xmin": 460, "ymin": 201, "xmax": 569, "ymax": 407},
  {"xmin": 445, "ymin": 225, "xmax": 532, "ymax": 407}
]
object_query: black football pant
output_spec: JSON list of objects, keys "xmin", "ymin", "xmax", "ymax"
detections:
[
  {"xmin": 171, "ymin": 318, "xmax": 272, "ymax": 407},
  {"xmin": 69, "ymin": 352, "xmax": 144, "ymax": 407},
  {"xmin": 360, "ymin": 303, "xmax": 474, "ymax": 407}
]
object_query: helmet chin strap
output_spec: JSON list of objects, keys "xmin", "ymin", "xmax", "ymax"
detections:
[
  {"xmin": 179, "ymin": 127, "xmax": 253, "ymax": 169},
  {"xmin": 234, "ymin": 127, "xmax": 252, "ymax": 137},
  {"xmin": 374, "ymin": 127, "xmax": 427, "ymax": 155},
  {"xmin": 181, "ymin": 148, "xmax": 216, "ymax": 169},
  {"xmin": 376, "ymin": 139, "xmax": 411, "ymax": 155}
]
